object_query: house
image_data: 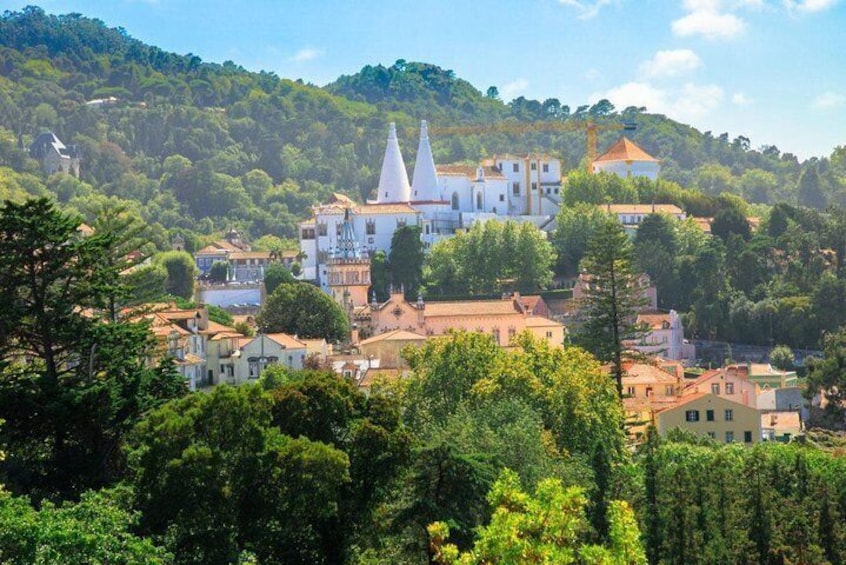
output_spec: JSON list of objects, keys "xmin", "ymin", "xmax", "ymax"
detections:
[
  {"xmin": 619, "ymin": 362, "xmax": 682, "ymax": 439},
  {"xmin": 599, "ymin": 204, "xmax": 686, "ymax": 234},
  {"xmin": 369, "ymin": 290, "xmax": 565, "ymax": 348},
  {"xmin": 761, "ymin": 411, "xmax": 803, "ymax": 442},
  {"xmin": 656, "ymin": 392, "xmax": 761, "ymax": 444},
  {"xmin": 684, "ymin": 367, "xmax": 759, "ymax": 408},
  {"xmin": 233, "ymin": 333, "xmax": 308, "ymax": 383},
  {"xmin": 29, "ymin": 132, "xmax": 81, "ymax": 177},
  {"xmin": 591, "ymin": 136, "xmax": 659, "ymax": 180},
  {"xmin": 140, "ymin": 304, "xmax": 212, "ymax": 390},
  {"xmin": 725, "ymin": 363, "xmax": 800, "ymax": 390},
  {"xmin": 629, "ymin": 310, "xmax": 695, "ymax": 364},
  {"xmin": 358, "ymin": 329, "xmax": 428, "ymax": 369}
]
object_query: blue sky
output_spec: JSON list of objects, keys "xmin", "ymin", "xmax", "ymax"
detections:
[{"xmin": 10, "ymin": 0, "xmax": 845, "ymax": 159}]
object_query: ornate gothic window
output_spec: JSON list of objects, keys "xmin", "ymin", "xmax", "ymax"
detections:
[{"xmin": 365, "ymin": 219, "xmax": 376, "ymax": 235}]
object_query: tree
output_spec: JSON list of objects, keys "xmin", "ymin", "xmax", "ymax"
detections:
[
  {"xmin": 575, "ymin": 218, "xmax": 648, "ymax": 396},
  {"xmin": 429, "ymin": 469, "xmax": 646, "ymax": 565},
  {"xmin": 553, "ymin": 204, "xmax": 611, "ymax": 277},
  {"xmin": 805, "ymin": 328, "xmax": 846, "ymax": 421},
  {"xmin": 769, "ymin": 345, "xmax": 795, "ymax": 371},
  {"xmin": 798, "ymin": 164, "xmax": 826, "ymax": 210},
  {"xmin": 258, "ymin": 282, "xmax": 349, "ymax": 342},
  {"xmin": 154, "ymin": 251, "xmax": 197, "ymax": 299},
  {"xmin": 711, "ymin": 205, "xmax": 750, "ymax": 242},
  {"xmin": 263, "ymin": 262, "xmax": 294, "ymax": 295},
  {"xmin": 209, "ymin": 260, "xmax": 230, "ymax": 283},
  {"xmin": 389, "ymin": 225, "xmax": 424, "ymax": 298}
]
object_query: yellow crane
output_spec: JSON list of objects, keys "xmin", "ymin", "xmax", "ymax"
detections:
[{"xmin": 423, "ymin": 120, "xmax": 636, "ymax": 173}]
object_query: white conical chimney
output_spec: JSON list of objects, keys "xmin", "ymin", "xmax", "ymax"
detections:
[
  {"xmin": 376, "ymin": 122, "xmax": 411, "ymax": 203},
  {"xmin": 411, "ymin": 120, "xmax": 440, "ymax": 202}
]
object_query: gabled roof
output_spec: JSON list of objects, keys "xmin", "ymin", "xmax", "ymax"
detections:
[
  {"xmin": 637, "ymin": 312, "xmax": 673, "ymax": 330},
  {"xmin": 424, "ymin": 299, "xmax": 523, "ymax": 317},
  {"xmin": 265, "ymin": 333, "xmax": 307, "ymax": 349},
  {"xmin": 622, "ymin": 363, "xmax": 679, "ymax": 385},
  {"xmin": 594, "ymin": 137, "xmax": 658, "ymax": 163},
  {"xmin": 524, "ymin": 316, "xmax": 563, "ymax": 328},
  {"xmin": 359, "ymin": 329, "xmax": 428, "ymax": 346}
]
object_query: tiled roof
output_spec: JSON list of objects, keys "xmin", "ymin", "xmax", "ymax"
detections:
[
  {"xmin": 265, "ymin": 333, "xmax": 307, "ymax": 349},
  {"xmin": 353, "ymin": 203, "xmax": 420, "ymax": 215},
  {"xmin": 209, "ymin": 331, "xmax": 244, "ymax": 341},
  {"xmin": 359, "ymin": 329, "xmax": 428, "ymax": 345},
  {"xmin": 201, "ymin": 321, "xmax": 238, "ymax": 335},
  {"xmin": 358, "ymin": 368, "xmax": 403, "ymax": 388},
  {"xmin": 622, "ymin": 363, "xmax": 679, "ymax": 385},
  {"xmin": 423, "ymin": 299, "xmax": 523, "ymax": 317},
  {"xmin": 436, "ymin": 164, "xmax": 506, "ymax": 180},
  {"xmin": 228, "ymin": 251, "xmax": 272, "ymax": 260},
  {"xmin": 594, "ymin": 137, "xmax": 658, "ymax": 163},
  {"xmin": 195, "ymin": 245, "xmax": 229, "ymax": 255},
  {"xmin": 637, "ymin": 312, "xmax": 673, "ymax": 330}
]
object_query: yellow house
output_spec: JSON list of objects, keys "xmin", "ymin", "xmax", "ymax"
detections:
[
  {"xmin": 358, "ymin": 329, "xmax": 428, "ymax": 369},
  {"xmin": 619, "ymin": 362, "xmax": 681, "ymax": 440},
  {"xmin": 656, "ymin": 393, "xmax": 761, "ymax": 445}
]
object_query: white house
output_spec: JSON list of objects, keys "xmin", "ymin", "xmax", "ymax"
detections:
[
  {"xmin": 592, "ymin": 136, "xmax": 659, "ymax": 180},
  {"xmin": 233, "ymin": 333, "xmax": 308, "ymax": 384}
]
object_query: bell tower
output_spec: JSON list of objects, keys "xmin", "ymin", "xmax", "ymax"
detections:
[{"xmin": 327, "ymin": 208, "xmax": 371, "ymax": 313}]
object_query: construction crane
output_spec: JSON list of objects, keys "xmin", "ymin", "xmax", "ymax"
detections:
[{"xmin": 422, "ymin": 120, "xmax": 636, "ymax": 173}]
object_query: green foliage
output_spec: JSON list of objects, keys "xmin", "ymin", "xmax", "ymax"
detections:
[
  {"xmin": 208, "ymin": 260, "xmax": 230, "ymax": 283},
  {"xmin": 424, "ymin": 220, "xmax": 553, "ymax": 296},
  {"xmin": 553, "ymin": 203, "xmax": 612, "ymax": 277},
  {"xmin": 575, "ymin": 217, "xmax": 648, "ymax": 395},
  {"xmin": 0, "ymin": 487, "xmax": 171, "ymax": 564},
  {"xmin": 154, "ymin": 251, "xmax": 197, "ymax": 300},
  {"xmin": 389, "ymin": 225, "xmax": 424, "ymax": 298},
  {"xmin": 263, "ymin": 262, "xmax": 295, "ymax": 295},
  {"xmin": 258, "ymin": 282, "xmax": 349, "ymax": 341},
  {"xmin": 769, "ymin": 345, "xmax": 795, "ymax": 371},
  {"xmin": 430, "ymin": 469, "xmax": 646, "ymax": 565}
]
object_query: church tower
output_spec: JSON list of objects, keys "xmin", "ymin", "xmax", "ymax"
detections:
[
  {"xmin": 411, "ymin": 120, "xmax": 440, "ymax": 202},
  {"xmin": 375, "ymin": 122, "xmax": 411, "ymax": 203},
  {"xmin": 327, "ymin": 208, "xmax": 372, "ymax": 314}
]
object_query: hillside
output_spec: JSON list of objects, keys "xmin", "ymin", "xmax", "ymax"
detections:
[{"xmin": 0, "ymin": 5, "xmax": 843, "ymax": 248}]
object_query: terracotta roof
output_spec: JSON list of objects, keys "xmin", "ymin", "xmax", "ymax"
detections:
[
  {"xmin": 423, "ymin": 299, "xmax": 523, "ymax": 317},
  {"xmin": 353, "ymin": 203, "xmax": 420, "ymax": 215},
  {"xmin": 195, "ymin": 245, "xmax": 229, "ymax": 255},
  {"xmin": 601, "ymin": 204, "xmax": 683, "ymax": 215},
  {"xmin": 228, "ymin": 251, "xmax": 271, "ymax": 260},
  {"xmin": 655, "ymin": 391, "xmax": 710, "ymax": 412},
  {"xmin": 201, "ymin": 321, "xmax": 238, "ymax": 335},
  {"xmin": 329, "ymin": 192, "xmax": 356, "ymax": 205},
  {"xmin": 594, "ymin": 137, "xmax": 658, "ymax": 163},
  {"xmin": 624, "ymin": 396, "xmax": 679, "ymax": 412},
  {"xmin": 358, "ymin": 368, "xmax": 403, "ymax": 388},
  {"xmin": 77, "ymin": 223, "xmax": 95, "ymax": 236},
  {"xmin": 209, "ymin": 331, "xmax": 244, "ymax": 341},
  {"xmin": 359, "ymin": 329, "xmax": 428, "ymax": 345},
  {"xmin": 761, "ymin": 411, "xmax": 801, "ymax": 431},
  {"xmin": 622, "ymin": 363, "xmax": 679, "ymax": 385},
  {"xmin": 520, "ymin": 295, "xmax": 543, "ymax": 313},
  {"xmin": 637, "ymin": 312, "xmax": 673, "ymax": 330},
  {"xmin": 158, "ymin": 310, "xmax": 201, "ymax": 321},
  {"xmin": 265, "ymin": 333, "xmax": 307, "ymax": 349},
  {"xmin": 176, "ymin": 352, "xmax": 204, "ymax": 366},
  {"xmin": 436, "ymin": 164, "xmax": 506, "ymax": 180},
  {"xmin": 693, "ymin": 217, "xmax": 713, "ymax": 233}
]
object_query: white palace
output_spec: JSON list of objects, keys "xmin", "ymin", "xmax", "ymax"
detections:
[{"xmin": 298, "ymin": 121, "xmax": 567, "ymax": 294}]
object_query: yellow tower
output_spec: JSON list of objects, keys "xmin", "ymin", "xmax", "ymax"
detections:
[{"xmin": 327, "ymin": 208, "xmax": 371, "ymax": 315}]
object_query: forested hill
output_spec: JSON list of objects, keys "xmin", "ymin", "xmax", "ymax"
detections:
[{"xmin": 0, "ymin": 6, "xmax": 842, "ymax": 246}]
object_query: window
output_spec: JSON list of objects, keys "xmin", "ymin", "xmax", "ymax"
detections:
[
  {"xmin": 665, "ymin": 385, "xmax": 675, "ymax": 396},
  {"xmin": 744, "ymin": 430, "xmax": 753, "ymax": 443},
  {"xmin": 542, "ymin": 163, "xmax": 549, "ymax": 173},
  {"xmin": 512, "ymin": 163, "xmax": 519, "ymax": 172},
  {"xmin": 707, "ymin": 431, "xmax": 716, "ymax": 439},
  {"xmin": 301, "ymin": 227, "xmax": 315, "ymax": 240},
  {"xmin": 451, "ymin": 192, "xmax": 459, "ymax": 210},
  {"xmin": 476, "ymin": 192, "xmax": 483, "ymax": 210},
  {"xmin": 336, "ymin": 223, "xmax": 343, "ymax": 237},
  {"xmin": 512, "ymin": 182, "xmax": 520, "ymax": 196},
  {"xmin": 724, "ymin": 409, "xmax": 733, "ymax": 421},
  {"xmin": 685, "ymin": 410, "xmax": 699, "ymax": 422},
  {"xmin": 499, "ymin": 194, "xmax": 505, "ymax": 202},
  {"xmin": 545, "ymin": 330, "xmax": 553, "ymax": 338},
  {"xmin": 318, "ymin": 223, "xmax": 328, "ymax": 236},
  {"xmin": 531, "ymin": 182, "xmax": 537, "ymax": 191},
  {"xmin": 627, "ymin": 386, "xmax": 636, "ymax": 396},
  {"xmin": 530, "ymin": 162, "xmax": 537, "ymax": 171},
  {"xmin": 492, "ymin": 328, "xmax": 501, "ymax": 345},
  {"xmin": 725, "ymin": 431, "xmax": 735, "ymax": 443},
  {"xmin": 711, "ymin": 383, "xmax": 720, "ymax": 395},
  {"xmin": 725, "ymin": 382, "xmax": 735, "ymax": 394},
  {"xmin": 365, "ymin": 220, "xmax": 376, "ymax": 235},
  {"xmin": 706, "ymin": 409, "xmax": 715, "ymax": 422}
]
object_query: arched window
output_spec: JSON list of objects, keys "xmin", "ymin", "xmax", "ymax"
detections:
[
  {"xmin": 476, "ymin": 192, "xmax": 483, "ymax": 210},
  {"xmin": 451, "ymin": 192, "xmax": 459, "ymax": 210}
]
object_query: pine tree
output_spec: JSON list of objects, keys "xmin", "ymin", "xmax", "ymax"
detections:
[{"xmin": 575, "ymin": 218, "xmax": 648, "ymax": 396}]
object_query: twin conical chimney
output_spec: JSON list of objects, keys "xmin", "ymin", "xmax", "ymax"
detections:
[
  {"xmin": 376, "ymin": 123, "xmax": 411, "ymax": 204},
  {"xmin": 411, "ymin": 120, "xmax": 440, "ymax": 202}
]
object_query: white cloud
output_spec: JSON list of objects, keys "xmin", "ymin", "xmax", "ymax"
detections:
[
  {"xmin": 596, "ymin": 81, "xmax": 724, "ymax": 122},
  {"xmin": 784, "ymin": 0, "xmax": 839, "ymax": 12},
  {"xmin": 290, "ymin": 48, "xmax": 322, "ymax": 62},
  {"xmin": 812, "ymin": 91, "xmax": 846, "ymax": 109},
  {"xmin": 501, "ymin": 78, "xmax": 529, "ymax": 100},
  {"xmin": 732, "ymin": 92, "xmax": 753, "ymax": 105},
  {"xmin": 639, "ymin": 49, "xmax": 702, "ymax": 78},
  {"xmin": 558, "ymin": 0, "xmax": 612, "ymax": 19},
  {"xmin": 672, "ymin": 9, "xmax": 746, "ymax": 39}
]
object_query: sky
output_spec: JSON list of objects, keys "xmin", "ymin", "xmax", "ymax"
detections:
[{"xmin": 8, "ymin": 0, "xmax": 846, "ymax": 159}]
